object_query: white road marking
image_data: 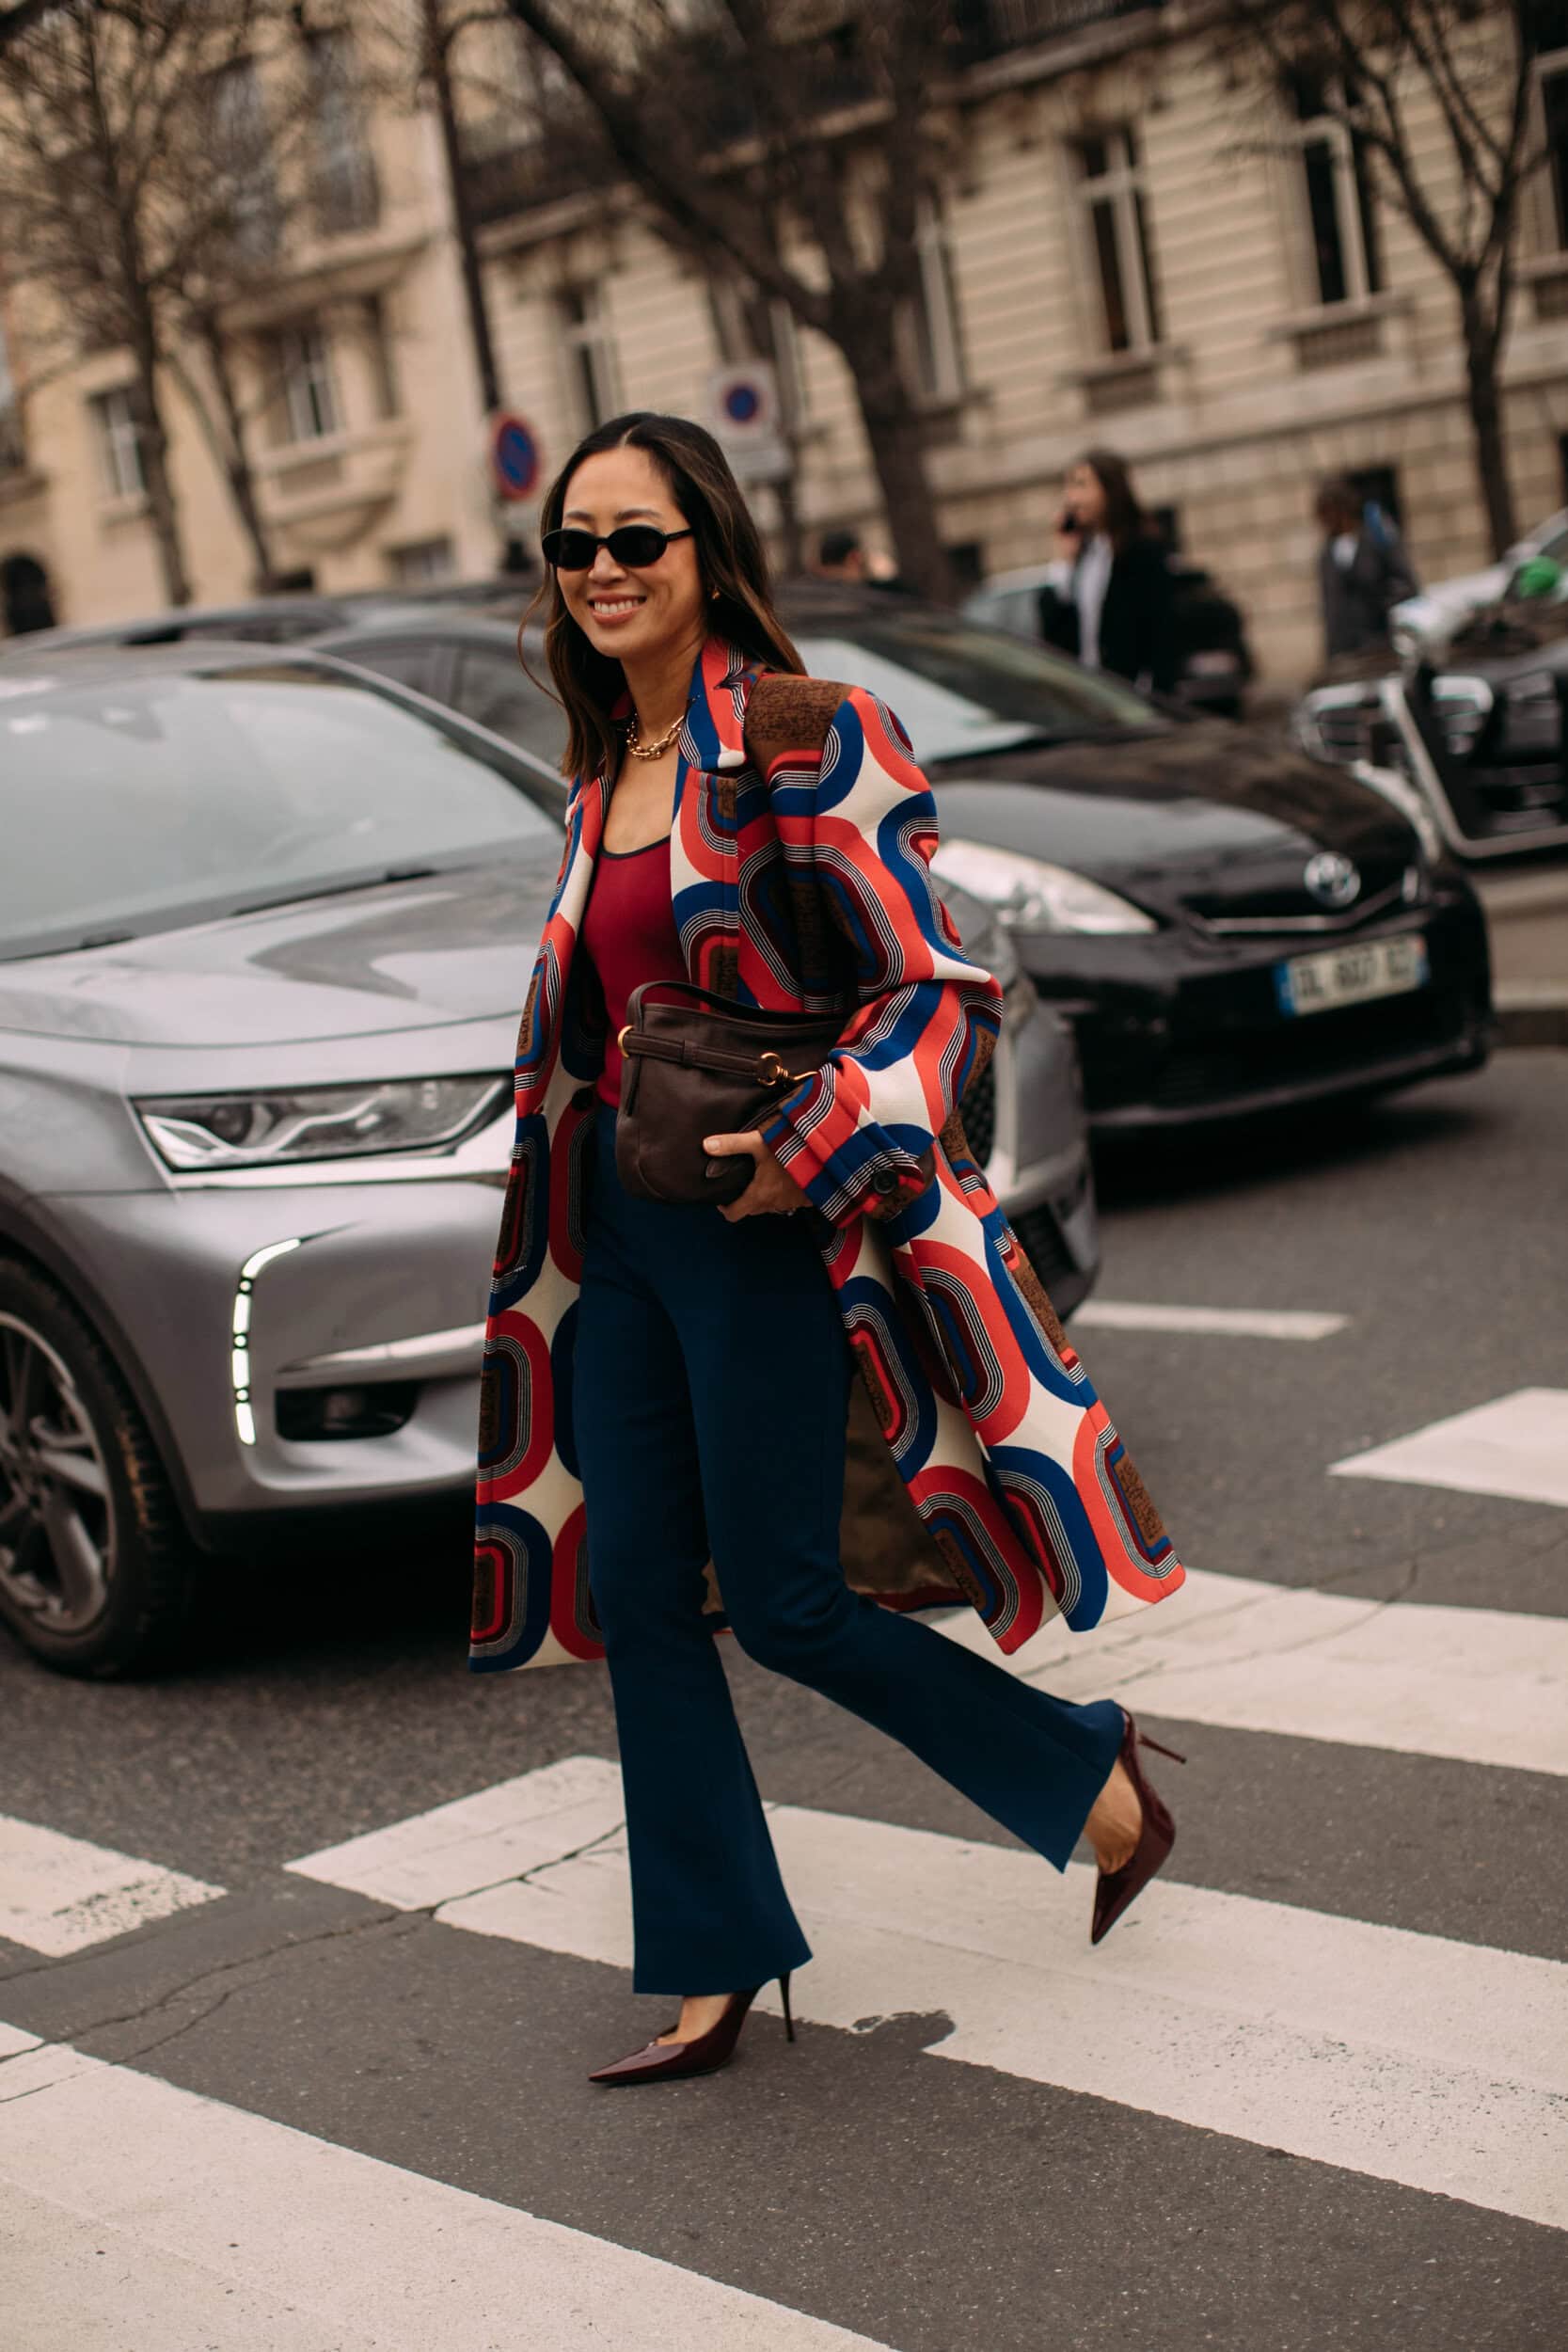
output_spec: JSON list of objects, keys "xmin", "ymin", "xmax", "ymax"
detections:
[
  {"xmin": 289, "ymin": 1757, "xmax": 1568, "ymax": 2231},
  {"xmin": 284, "ymin": 1751, "xmax": 625, "ymax": 1910},
  {"xmin": 0, "ymin": 2032, "xmax": 895, "ymax": 2352},
  {"xmin": 0, "ymin": 2023, "xmax": 40, "ymax": 2061},
  {"xmin": 1072, "ymin": 1301, "xmax": 1350, "ymax": 1341},
  {"xmin": 0, "ymin": 1818, "xmax": 224, "ymax": 1957},
  {"xmin": 1330, "ymin": 1388, "xmax": 1568, "ymax": 1510},
  {"xmin": 931, "ymin": 1566, "xmax": 1568, "ymax": 1777}
]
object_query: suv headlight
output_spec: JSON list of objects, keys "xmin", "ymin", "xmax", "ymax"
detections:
[
  {"xmin": 929, "ymin": 839, "xmax": 1154, "ymax": 935},
  {"xmin": 135, "ymin": 1074, "xmax": 510, "ymax": 1171}
]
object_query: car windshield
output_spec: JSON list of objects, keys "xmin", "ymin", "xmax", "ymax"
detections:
[
  {"xmin": 791, "ymin": 612, "xmax": 1167, "ymax": 764},
  {"xmin": 0, "ymin": 663, "xmax": 562, "ymax": 961}
]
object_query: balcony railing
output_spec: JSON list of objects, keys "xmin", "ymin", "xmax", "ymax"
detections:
[{"xmin": 963, "ymin": 0, "xmax": 1164, "ymax": 57}]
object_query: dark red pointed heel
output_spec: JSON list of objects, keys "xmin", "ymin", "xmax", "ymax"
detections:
[
  {"xmin": 1090, "ymin": 1709, "xmax": 1184, "ymax": 1947},
  {"xmin": 588, "ymin": 1972, "xmax": 797, "ymax": 2085}
]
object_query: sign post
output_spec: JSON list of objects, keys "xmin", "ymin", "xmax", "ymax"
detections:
[{"xmin": 707, "ymin": 365, "xmax": 791, "ymax": 488}]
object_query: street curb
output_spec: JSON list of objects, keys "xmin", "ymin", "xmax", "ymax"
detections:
[{"xmin": 1496, "ymin": 987, "xmax": 1568, "ymax": 1047}]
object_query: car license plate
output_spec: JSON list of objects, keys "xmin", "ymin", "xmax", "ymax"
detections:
[{"xmin": 1275, "ymin": 934, "xmax": 1429, "ymax": 1018}]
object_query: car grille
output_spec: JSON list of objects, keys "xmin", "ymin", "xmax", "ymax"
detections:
[
  {"xmin": 960, "ymin": 1059, "xmax": 996, "ymax": 1164},
  {"xmin": 1147, "ymin": 987, "xmax": 1469, "ymax": 1114},
  {"xmin": 1408, "ymin": 670, "xmax": 1568, "ymax": 843}
]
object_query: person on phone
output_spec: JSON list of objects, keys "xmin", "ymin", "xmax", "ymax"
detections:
[
  {"xmin": 1314, "ymin": 474, "xmax": 1419, "ymax": 661},
  {"xmin": 1037, "ymin": 448, "xmax": 1177, "ymax": 695}
]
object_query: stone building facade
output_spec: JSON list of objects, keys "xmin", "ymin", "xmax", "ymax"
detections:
[{"xmin": 3, "ymin": 1, "xmax": 1567, "ymax": 684}]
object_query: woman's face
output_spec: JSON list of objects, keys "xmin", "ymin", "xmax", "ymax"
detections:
[
  {"xmin": 555, "ymin": 445, "xmax": 708, "ymax": 671},
  {"xmin": 1065, "ymin": 462, "xmax": 1109, "ymax": 531}
]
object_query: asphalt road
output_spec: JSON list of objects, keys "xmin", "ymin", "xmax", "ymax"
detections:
[{"xmin": 3, "ymin": 1047, "xmax": 1565, "ymax": 2352}]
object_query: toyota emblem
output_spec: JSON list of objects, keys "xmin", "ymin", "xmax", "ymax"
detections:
[{"xmin": 1304, "ymin": 850, "xmax": 1360, "ymax": 908}]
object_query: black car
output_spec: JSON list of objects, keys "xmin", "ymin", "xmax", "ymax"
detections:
[
  {"xmin": 309, "ymin": 586, "xmax": 1493, "ymax": 1132},
  {"xmin": 1295, "ymin": 598, "xmax": 1568, "ymax": 860}
]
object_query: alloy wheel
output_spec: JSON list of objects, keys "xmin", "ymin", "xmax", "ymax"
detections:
[{"xmin": 0, "ymin": 1311, "xmax": 118, "ymax": 1633}]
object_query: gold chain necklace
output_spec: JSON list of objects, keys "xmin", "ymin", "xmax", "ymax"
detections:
[{"xmin": 625, "ymin": 708, "xmax": 684, "ymax": 761}]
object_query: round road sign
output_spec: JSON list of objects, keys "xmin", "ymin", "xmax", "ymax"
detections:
[{"xmin": 491, "ymin": 413, "xmax": 542, "ymax": 501}]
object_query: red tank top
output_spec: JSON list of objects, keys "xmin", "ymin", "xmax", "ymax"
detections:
[{"xmin": 580, "ymin": 833, "xmax": 688, "ymax": 1107}]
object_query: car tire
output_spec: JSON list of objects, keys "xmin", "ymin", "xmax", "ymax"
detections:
[{"xmin": 0, "ymin": 1260, "xmax": 198, "ymax": 1677}]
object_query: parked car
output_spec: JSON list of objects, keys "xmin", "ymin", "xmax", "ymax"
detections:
[
  {"xmin": 1294, "ymin": 596, "xmax": 1568, "ymax": 860},
  {"xmin": 310, "ymin": 585, "xmax": 1492, "ymax": 1133},
  {"xmin": 962, "ymin": 555, "xmax": 1255, "ymax": 718},
  {"xmin": 0, "ymin": 579, "xmax": 537, "ymax": 660},
  {"xmin": 0, "ymin": 642, "xmax": 1095, "ymax": 1677},
  {"xmin": 1389, "ymin": 508, "xmax": 1568, "ymax": 661}
]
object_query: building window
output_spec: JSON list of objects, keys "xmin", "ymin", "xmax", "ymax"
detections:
[
  {"xmin": 388, "ymin": 537, "xmax": 454, "ymax": 586},
  {"xmin": 1072, "ymin": 127, "xmax": 1163, "ymax": 353},
  {"xmin": 559, "ymin": 286, "xmax": 618, "ymax": 432},
  {"xmin": 90, "ymin": 386, "xmax": 146, "ymax": 500},
  {"xmin": 0, "ymin": 314, "xmax": 23, "ymax": 474},
  {"xmin": 1537, "ymin": 47, "xmax": 1568, "ymax": 247},
  {"xmin": 308, "ymin": 30, "xmax": 380, "ymax": 236},
  {"xmin": 273, "ymin": 325, "xmax": 341, "ymax": 443},
  {"xmin": 707, "ymin": 278, "xmax": 807, "ymax": 431},
  {"xmin": 210, "ymin": 56, "xmax": 279, "ymax": 264},
  {"xmin": 906, "ymin": 197, "xmax": 966, "ymax": 404},
  {"xmin": 1285, "ymin": 73, "xmax": 1382, "ymax": 306}
]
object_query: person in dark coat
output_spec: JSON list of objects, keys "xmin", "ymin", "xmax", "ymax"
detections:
[
  {"xmin": 1315, "ymin": 474, "xmax": 1420, "ymax": 660},
  {"xmin": 1037, "ymin": 448, "xmax": 1177, "ymax": 694}
]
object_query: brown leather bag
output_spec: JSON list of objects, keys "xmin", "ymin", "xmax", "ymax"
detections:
[{"xmin": 614, "ymin": 979, "xmax": 846, "ymax": 1205}]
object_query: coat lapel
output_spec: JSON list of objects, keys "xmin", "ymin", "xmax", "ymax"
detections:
[{"xmin": 671, "ymin": 637, "xmax": 755, "ymax": 1002}]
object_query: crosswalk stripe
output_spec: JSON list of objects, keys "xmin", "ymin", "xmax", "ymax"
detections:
[
  {"xmin": 0, "ymin": 2023, "xmax": 41, "ymax": 2060},
  {"xmin": 0, "ymin": 2033, "xmax": 894, "ymax": 2352},
  {"xmin": 0, "ymin": 1818, "xmax": 225, "ymax": 1957},
  {"xmin": 1330, "ymin": 1388, "xmax": 1568, "ymax": 1509},
  {"xmin": 287, "ymin": 1757, "xmax": 1568, "ymax": 2231},
  {"xmin": 1072, "ymin": 1301, "xmax": 1350, "ymax": 1340},
  {"xmin": 930, "ymin": 1565, "xmax": 1568, "ymax": 1776}
]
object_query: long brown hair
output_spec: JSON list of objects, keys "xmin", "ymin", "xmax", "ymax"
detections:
[
  {"xmin": 1074, "ymin": 447, "xmax": 1148, "ymax": 553},
  {"xmin": 521, "ymin": 411, "xmax": 803, "ymax": 780}
]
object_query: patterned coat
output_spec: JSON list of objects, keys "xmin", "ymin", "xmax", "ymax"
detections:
[{"xmin": 470, "ymin": 638, "xmax": 1185, "ymax": 1673}]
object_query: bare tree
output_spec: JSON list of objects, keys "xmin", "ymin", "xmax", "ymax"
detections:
[
  {"xmin": 498, "ymin": 0, "xmax": 968, "ymax": 600},
  {"xmin": 0, "ymin": 1, "xmax": 346, "ymax": 600},
  {"xmin": 1212, "ymin": 0, "xmax": 1561, "ymax": 557}
]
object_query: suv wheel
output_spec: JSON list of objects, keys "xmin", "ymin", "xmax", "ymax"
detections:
[{"xmin": 0, "ymin": 1262, "xmax": 197, "ymax": 1677}]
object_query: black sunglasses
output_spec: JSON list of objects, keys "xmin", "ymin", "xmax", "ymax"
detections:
[{"xmin": 541, "ymin": 524, "xmax": 693, "ymax": 571}]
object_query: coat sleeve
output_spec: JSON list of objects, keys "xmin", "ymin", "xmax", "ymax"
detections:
[{"xmin": 755, "ymin": 684, "xmax": 1004, "ymax": 1227}]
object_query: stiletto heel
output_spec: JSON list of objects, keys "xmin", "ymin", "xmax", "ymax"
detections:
[
  {"xmin": 589, "ymin": 1977, "xmax": 794, "ymax": 2086},
  {"xmin": 1138, "ymin": 1731, "xmax": 1186, "ymax": 1766},
  {"xmin": 1090, "ymin": 1708, "xmax": 1182, "ymax": 1947}
]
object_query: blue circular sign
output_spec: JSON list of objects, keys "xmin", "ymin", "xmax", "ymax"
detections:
[
  {"xmin": 723, "ymin": 382, "xmax": 763, "ymax": 426},
  {"xmin": 491, "ymin": 415, "xmax": 541, "ymax": 500}
]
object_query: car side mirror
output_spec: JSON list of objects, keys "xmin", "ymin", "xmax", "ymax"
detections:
[{"xmin": 1511, "ymin": 554, "xmax": 1563, "ymax": 602}]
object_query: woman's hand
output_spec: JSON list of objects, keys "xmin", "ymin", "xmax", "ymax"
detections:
[{"xmin": 702, "ymin": 1130, "xmax": 812, "ymax": 1221}]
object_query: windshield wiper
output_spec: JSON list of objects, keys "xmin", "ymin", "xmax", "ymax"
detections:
[{"xmin": 233, "ymin": 864, "xmax": 441, "ymax": 917}]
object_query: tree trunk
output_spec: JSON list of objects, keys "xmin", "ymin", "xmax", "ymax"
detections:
[
  {"xmin": 836, "ymin": 316, "xmax": 954, "ymax": 603},
  {"xmin": 129, "ymin": 346, "xmax": 191, "ymax": 608},
  {"xmin": 198, "ymin": 321, "xmax": 278, "ymax": 594},
  {"xmin": 425, "ymin": 0, "xmax": 502, "ymax": 417},
  {"xmin": 1458, "ymin": 285, "xmax": 1518, "ymax": 561}
]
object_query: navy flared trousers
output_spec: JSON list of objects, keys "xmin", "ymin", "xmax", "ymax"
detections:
[{"xmin": 574, "ymin": 1103, "xmax": 1125, "ymax": 1995}]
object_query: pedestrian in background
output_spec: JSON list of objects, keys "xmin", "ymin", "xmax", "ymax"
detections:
[
  {"xmin": 1315, "ymin": 474, "xmax": 1420, "ymax": 660},
  {"xmin": 1037, "ymin": 448, "xmax": 1178, "ymax": 694},
  {"xmin": 814, "ymin": 527, "xmax": 868, "ymax": 582},
  {"xmin": 473, "ymin": 410, "xmax": 1188, "ymax": 2089}
]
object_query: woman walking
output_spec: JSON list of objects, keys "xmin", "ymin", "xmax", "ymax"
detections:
[
  {"xmin": 1037, "ymin": 447, "xmax": 1177, "ymax": 695},
  {"xmin": 471, "ymin": 413, "xmax": 1187, "ymax": 2086}
]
